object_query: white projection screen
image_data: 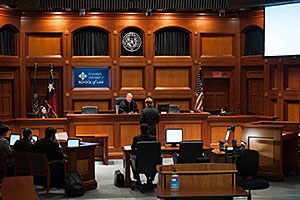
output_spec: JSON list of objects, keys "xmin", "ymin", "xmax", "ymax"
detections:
[{"xmin": 264, "ymin": 2, "xmax": 300, "ymax": 58}]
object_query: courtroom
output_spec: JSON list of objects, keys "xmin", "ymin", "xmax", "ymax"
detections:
[{"xmin": 1, "ymin": 0, "xmax": 300, "ymax": 199}]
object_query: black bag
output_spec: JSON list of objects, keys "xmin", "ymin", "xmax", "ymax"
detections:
[
  {"xmin": 65, "ymin": 171, "xmax": 85, "ymax": 197},
  {"xmin": 114, "ymin": 170, "xmax": 124, "ymax": 187}
]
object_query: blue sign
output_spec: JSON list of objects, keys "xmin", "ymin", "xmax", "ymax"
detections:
[{"xmin": 73, "ymin": 67, "xmax": 111, "ymax": 88}]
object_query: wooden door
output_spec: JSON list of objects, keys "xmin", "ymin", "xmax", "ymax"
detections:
[
  {"xmin": 204, "ymin": 79, "xmax": 230, "ymax": 111},
  {"xmin": 247, "ymin": 79, "xmax": 264, "ymax": 115},
  {"xmin": 0, "ymin": 80, "xmax": 13, "ymax": 119}
]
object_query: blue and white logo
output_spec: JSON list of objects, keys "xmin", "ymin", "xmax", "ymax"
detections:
[
  {"xmin": 73, "ymin": 67, "xmax": 111, "ymax": 88},
  {"xmin": 78, "ymin": 72, "xmax": 87, "ymax": 80}
]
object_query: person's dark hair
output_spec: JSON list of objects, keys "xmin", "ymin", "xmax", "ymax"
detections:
[
  {"xmin": 221, "ymin": 106, "xmax": 228, "ymax": 112},
  {"xmin": 140, "ymin": 123, "xmax": 149, "ymax": 135},
  {"xmin": 45, "ymin": 126, "xmax": 57, "ymax": 139},
  {"xmin": 22, "ymin": 128, "xmax": 32, "ymax": 138},
  {"xmin": 0, "ymin": 125, "xmax": 9, "ymax": 136}
]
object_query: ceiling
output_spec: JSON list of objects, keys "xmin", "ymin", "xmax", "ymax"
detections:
[{"xmin": 0, "ymin": 0, "xmax": 299, "ymax": 13}]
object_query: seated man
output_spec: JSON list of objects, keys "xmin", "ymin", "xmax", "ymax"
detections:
[
  {"xmin": 118, "ymin": 93, "xmax": 139, "ymax": 114},
  {"xmin": 33, "ymin": 126, "xmax": 65, "ymax": 188},
  {"xmin": 13, "ymin": 128, "xmax": 34, "ymax": 152},
  {"xmin": 131, "ymin": 123, "xmax": 156, "ymax": 185},
  {"xmin": 0, "ymin": 125, "xmax": 13, "ymax": 174}
]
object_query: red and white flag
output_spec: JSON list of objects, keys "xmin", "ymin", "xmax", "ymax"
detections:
[
  {"xmin": 45, "ymin": 64, "xmax": 58, "ymax": 118},
  {"xmin": 194, "ymin": 67, "xmax": 204, "ymax": 112}
]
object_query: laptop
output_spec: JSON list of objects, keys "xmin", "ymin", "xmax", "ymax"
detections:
[
  {"xmin": 67, "ymin": 138, "xmax": 80, "ymax": 147},
  {"xmin": 9, "ymin": 134, "xmax": 21, "ymax": 146},
  {"xmin": 32, "ymin": 135, "xmax": 38, "ymax": 143}
]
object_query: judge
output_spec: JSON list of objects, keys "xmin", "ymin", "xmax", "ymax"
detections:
[{"xmin": 118, "ymin": 93, "xmax": 139, "ymax": 114}]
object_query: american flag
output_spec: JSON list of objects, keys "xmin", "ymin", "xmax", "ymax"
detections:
[{"xmin": 194, "ymin": 67, "xmax": 204, "ymax": 112}]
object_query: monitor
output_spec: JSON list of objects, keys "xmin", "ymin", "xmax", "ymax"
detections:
[
  {"xmin": 158, "ymin": 103, "xmax": 169, "ymax": 114},
  {"xmin": 9, "ymin": 134, "xmax": 21, "ymax": 146},
  {"xmin": 31, "ymin": 135, "xmax": 38, "ymax": 143},
  {"xmin": 169, "ymin": 105, "xmax": 180, "ymax": 113},
  {"xmin": 219, "ymin": 112, "xmax": 233, "ymax": 116},
  {"xmin": 67, "ymin": 139, "xmax": 80, "ymax": 147},
  {"xmin": 165, "ymin": 129, "xmax": 183, "ymax": 147}
]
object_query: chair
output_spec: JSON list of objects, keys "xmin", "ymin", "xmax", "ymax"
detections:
[
  {"xmin": 82, "ymin": 106, "xmax": 98, "ymax": 114},
  {"xmin": 29, "ymin": 152, "xmax": 66, "ymax": 195},
  {"xmin": 0, "ymin": 150, "xmax": 9, "ymax": 178},
  {"xmin": 236, "ymin": 149, "xmax": 269, "ymax": 200},
  {"xmin": 115, "ymin": 97, "xmax": 125, "ymax": 114},
  {"xmin": 173, "ymin": 141, "xmax": 210, "ymax": 164},
  {"xmin": 131, "ymin": 141, "xmax": 162, "ymax": 193},
  {"xmin": 12, "ymin": 151, "xmax": 32, "ymax": 176},
  {"xmin": 2, "ymin": 176, "xmax": 39, "ymax": 200}
]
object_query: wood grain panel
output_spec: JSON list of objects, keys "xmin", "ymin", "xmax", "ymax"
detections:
[
  {"xmin": 273, "ymin": 101, "xmax": 278, "ymax": 117},
  {"xmin": 0, "ymin": 80, "xmax": 12, "ymax": 119},
  {"xmin": 155, "ymin": 100, "xmax": 190, "ymax": 110},
  {"xmin": 164, "ymin": 123, "xmax": 202, "ymax": 144},
  {"xmin": 248, "ymin": 79, "xmax": 264, "ymax": 115},
  {"xmin": 270, "ymin": 65, "xmax": 278, "ymax": 90},
  {"xmin": 120, "ymin": 68, "xmax": 144, "ymax": 88},
  {"xmin": 77, "ymin": 159, "xmax": 89, "ymax": 174},
  {"xmin": 75, "ymin": 125, "xmax": 114, "ymax": 148},
  {"xmin": 287, "ymin": 101, "xmax": 299, "ymax": 122},
  {"xmin": 201, "ymin": 35, "xmax": 233, "ymax": 56},
  {"xmin": 155, "ymin": 68, "xmax": 190, "ymax": 88},
  {"xmin": 120, "ymin": 124, "xmax": 140, "ymax": 146},
  {"xmin": 74, "ymin": 101, "xmax": 109, "ymax": 111},
  {"xmin": 28, "ymin": 34, "xmax": 61, "ymax": 56},
  {"xmin": 285, "ymin": 66, "xmax": 299, "ymax": 90},
  {"xmin": 249, "ymin": 137, "xmax": 274, "ymax": 167}
]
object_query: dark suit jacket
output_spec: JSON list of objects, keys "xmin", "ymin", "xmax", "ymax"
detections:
[
  {"xmin": 33, "ymin": 138, "xmax": 64, "ymax": 162},
  {"xmin": 118, "ymin": 99, "xmax": 139, "ymax": 114},
  {"xmin": 131, "ymin": 134, "xmax": 156, "ymax": 155},
  {"xmin": 13, "ymin": 138, "xmax": 34, "ymax": 152},
  {"xmin": 140, "ymin": 107, "xmax": 160, "ymax": 136}
]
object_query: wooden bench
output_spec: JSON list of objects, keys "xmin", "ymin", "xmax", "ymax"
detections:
[{"xmin": 155, "ymin": 163, "xmax": 249, "ymax": 199}]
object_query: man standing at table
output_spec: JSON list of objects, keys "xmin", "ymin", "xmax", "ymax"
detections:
[
  {"xmin": 118, "ymin": 93, "xmax": 139, "ymax": 114},
  {"xmin": 140, "ymin": 97, "xmax": 159, "ymax": 136}
]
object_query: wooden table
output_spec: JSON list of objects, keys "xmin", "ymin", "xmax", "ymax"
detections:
[
  {"xmin": 80, "ymin": 135, "xmax": 109, "ymax": 165},
  {"xmin": 155, "ymin": 187, "xmax": 249, "ymax": 199},
  {"xmin": 63, "ymin": 142, "xmax": 98, "ymax": 190},
  {"xmin": 156, "ymin": 163, "xmax": 248, "ymax": 200},
  {"xmin": 122, "ymin": 145, "xmax": 213, "ymax": 187}
]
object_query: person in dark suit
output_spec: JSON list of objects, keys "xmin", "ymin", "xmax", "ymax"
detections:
[
  {"xmin": 13, "ymin": 128, "xmax": 34, "ymax": 152},
  {"xmin": 34, "ymin": 126, "xmax": 65, "ymax": 188},
  {"xmin": 131, "ymin": 123, "xmax": 156, "ymax": 185},
  {"xmin": 0, "ymin": 125, "xmax": 13, "ymax": 174},
  {"xmin": 118, "ymin": 93, "xmax": 139, "ymax": 114},
  {"xmin": 140, "ymin": 97, "xmax": 160, "ymax": 136}
]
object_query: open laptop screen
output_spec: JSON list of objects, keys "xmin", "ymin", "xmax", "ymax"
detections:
[
  {"xmin": 67, "ymin": 139, "xmax": 80, "ymax": 147},
  {"xmin": 10, "ymin": 134, "xmax": 21, "ymax": 146}
]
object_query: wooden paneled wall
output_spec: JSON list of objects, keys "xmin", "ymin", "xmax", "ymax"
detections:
[{"xmin": 1, "ymin": 9, "xmax": 300, "ymax": 121}]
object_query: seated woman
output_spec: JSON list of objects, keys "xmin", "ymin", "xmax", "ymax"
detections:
[
  {"xmin": 219, "ymin": 106, "xmax": 232, "ymax": 116},
  {"xmin": 38, "ymin": 106, "xmax": 53, "ymax": 118}
]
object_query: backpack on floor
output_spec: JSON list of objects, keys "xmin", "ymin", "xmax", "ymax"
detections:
[
  {"xmin": 65, "ymin": 171, "xmax": 85, "ymax": 197},
  {"xmin": 114, "ymin": 170, "xmax": 124, "ymax": 187}
]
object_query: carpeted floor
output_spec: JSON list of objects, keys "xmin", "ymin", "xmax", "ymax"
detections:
[{"xmin": 31, "ymin": 159, "xmax": 300, "ymax": 199}]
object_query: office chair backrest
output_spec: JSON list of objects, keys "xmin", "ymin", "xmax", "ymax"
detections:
[
  {"xmin": 82, "ymin": 106, "xmax": 98, "ymax": 114},
  {"xmin": 236, "ymin": 149, "xmax": 259, "ymax": 179},
  {"xmin": 115, "ymin": 97, "xmax": 125, "ymax": 114},
  {"xmin": 178, "ymin": 140, "xmax": 204, "ymax": 163},
  {"xmin": 136, "ymin": 141, "xmax": 162, "ymax": 174}
]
